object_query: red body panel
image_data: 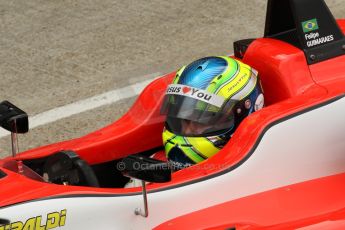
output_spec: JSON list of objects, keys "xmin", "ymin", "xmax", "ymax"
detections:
[
  {"xmin": 154, "ymin": 173, "xmax": 345, "ymax": 230},
  {"xmin": 8, "ymin": 72, "xmax": 175, "ymax": 164},
  {"xmin": 243, "ymin": 38, "xmax": 318, "ymax": 105},
  {"xmin": 0, "ymin": 20, "xmax": 344, "ymax": 229}
]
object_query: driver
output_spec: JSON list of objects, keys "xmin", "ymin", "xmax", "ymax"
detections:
[
  {"xmin": 125, "ymin": 56, "xmax": 264, "ymax": 187},
  {"xmin": 160, "ymin": 56, "xmax": 264, "ymax": 171}
]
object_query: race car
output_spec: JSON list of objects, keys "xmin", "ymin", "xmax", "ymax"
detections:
[{"xmin": 1, "ymin": 0, "xmax": 345, "ymax": 229}]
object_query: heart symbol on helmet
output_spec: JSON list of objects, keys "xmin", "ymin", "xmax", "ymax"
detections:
[{"xmin": 182, "ymin": 87, "xmax": 191, "ymax": 94}]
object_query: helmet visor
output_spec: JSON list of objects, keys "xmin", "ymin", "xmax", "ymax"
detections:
[{"xmin": 160, "ymin": 85, "xmax": 238, "ymax": 136}]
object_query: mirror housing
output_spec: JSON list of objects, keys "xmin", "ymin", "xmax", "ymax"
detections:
[
  {"xmin": 0, "ymin": 101, "xmax": 29, "ymax": 133},
  {"xmin": 120, "ymin": 155, "xmax": 171, "ymax": 183}
]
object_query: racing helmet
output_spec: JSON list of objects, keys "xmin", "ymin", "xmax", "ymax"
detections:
[{"xmin": 161, "ymin": 56, "xmax": 264, "ymax": 170}]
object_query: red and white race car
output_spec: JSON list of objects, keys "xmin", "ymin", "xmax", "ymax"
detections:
[{"xmin": 1, "ymin": 0, "xmax": 345, "ymax": 229}]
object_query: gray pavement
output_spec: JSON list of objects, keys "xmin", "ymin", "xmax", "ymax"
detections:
[{"xmin": 0, "ymin": 0, "xmax": 344, "ymax": 156}]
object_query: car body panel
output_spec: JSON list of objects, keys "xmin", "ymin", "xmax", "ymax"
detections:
[{"xmin": 1, "ymin": 93, "xmax": 345, "ymax": 229}]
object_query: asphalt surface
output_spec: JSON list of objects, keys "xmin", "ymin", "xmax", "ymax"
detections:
[{"xmin": 0, "ymin": 0, "xmax": 344, "ymax": 156}]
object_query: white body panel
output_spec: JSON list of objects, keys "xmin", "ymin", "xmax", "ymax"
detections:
[{"xmin": 1, "ymin": 97, "xmax": 345, "ymax": 229}]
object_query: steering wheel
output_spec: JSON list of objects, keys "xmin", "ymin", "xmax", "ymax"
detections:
[{"xmin": 43, "ymin": 150, "xmax": 100, "ymax": 187}]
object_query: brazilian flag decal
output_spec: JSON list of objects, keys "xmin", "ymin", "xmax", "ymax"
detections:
[{"xmin": 302, "ymin": 18, "xmax": 319, "ymax": 33}]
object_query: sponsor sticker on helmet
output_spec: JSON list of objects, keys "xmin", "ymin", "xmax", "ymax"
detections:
[{"xmin": 166, "ymin": 84, "xmax": 225, "ymax": 107}]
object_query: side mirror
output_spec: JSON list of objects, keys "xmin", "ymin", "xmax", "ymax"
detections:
[
  {"xmin": 0, "ymin": 101, "xmax": 29, "ymax": 133},
  {"xmin": 120, "ymin": 155, "xmax": 171, "ymax": 218},
  {"xmin": 120, "ymin": 155, "xmax": 171, "ymax": 183},
  {"xmin": 0, "ymin": 101, "xmax": 29, "ymax": 173}
]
